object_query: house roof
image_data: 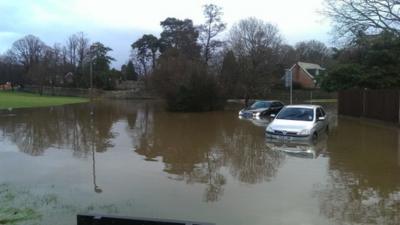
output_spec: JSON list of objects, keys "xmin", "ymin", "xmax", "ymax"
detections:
[
  {"xmin": 289, "ymin": 61, "xmax": 325, "ymax": 79},
  {"xmin": 297, "ymin": 62, "xmax": 324, "ymax": 70}
]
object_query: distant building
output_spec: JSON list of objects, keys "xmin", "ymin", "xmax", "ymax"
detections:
[
  {"xmin": 64, "ymin": 72, "xmax": 74, "ymax": 85},
  {"xmin": 283, "ymin": 62, "xmax": 325, "ymax": 89},
  {"xmin": 0, "ymin": 82, "xmax": 12, "ymax": 90}
]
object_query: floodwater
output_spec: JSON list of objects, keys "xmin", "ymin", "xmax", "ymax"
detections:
[{"xmin": 0, "ymin": 100, "xmax": 399, "ymax": 225}]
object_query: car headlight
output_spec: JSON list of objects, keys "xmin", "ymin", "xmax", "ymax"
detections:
[
  {"xmin": 299, "ymin": 129, "xmax": 311, "ymax": 135},
  {"xmin": 266, "ymin": 126, "xmax": 274, "ymax": 133},
  {"xmin": 254, "ymin": 112, "xmax": 261, "ymax": 117}
]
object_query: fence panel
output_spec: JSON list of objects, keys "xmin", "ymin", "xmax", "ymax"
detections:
[
  {"xmin": 364, "ymin": 90, "xmax": 399, "ymax": 123},
  {"xmin": 338, "ymin": 89, "xmax": 363, "ymax": 117},
  {"xmin": 339, "ymin": 89, "xmax": 400, "ymax": 123}
]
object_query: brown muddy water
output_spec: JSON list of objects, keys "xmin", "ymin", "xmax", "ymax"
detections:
[{"xmin": 0, "ymin": 100, "xmax": 399, "ymax": 225}]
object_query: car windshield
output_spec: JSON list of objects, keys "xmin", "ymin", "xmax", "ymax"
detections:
[
  {"xmin": 249, "ymin": 101, "xmax": 270, "ymax": 109},
  {"xmin": 276, "ymin": 107, "xmax": 314, "ymax": 121}
]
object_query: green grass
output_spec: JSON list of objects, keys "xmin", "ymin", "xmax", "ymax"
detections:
[{"xmin": 0, "ymin": 91, "xmax": 88, "ymax": 109}]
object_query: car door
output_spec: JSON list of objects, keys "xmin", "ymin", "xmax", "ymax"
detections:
[
  {"xmin": 319, "ymin": 107, "xmax": 328, "ymax": 130},
  {"xmin": 315, "ymin": 107, "xmax": 326, "ymax": 133}
]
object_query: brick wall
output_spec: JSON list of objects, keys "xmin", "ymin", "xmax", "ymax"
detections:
[{"xmin": 292, "ymin": 64, "xmax": 316, "ymax": 89}]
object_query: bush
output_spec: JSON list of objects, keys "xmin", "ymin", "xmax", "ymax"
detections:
[
  {"xmin": 153, "ymin": 49, "xmax": 224, "ymax": 111},
  {"xmin": 320, "ymin": 64, "xmax": 363, "ymax": 92}
]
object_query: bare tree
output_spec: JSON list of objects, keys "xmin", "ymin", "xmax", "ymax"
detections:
[
  {"xmin": 66, "ymin": 34, "xmax": 79, "ymax": 68},
  {"xmin": 29, "ymin": 45, "xmax": 54, "ymax": 94},
  {"xmin": 0, "ymin": 51, "xmax": 25, "ymax": 84},
  {"xmin": 295, "ymin": 40, "xmax": 331, "ymax": 65},
  {"xmin": 64, "ymin": 32, "xmax": 90, "ymax": 86},
  {"xmin": 10, "ymin": 35, "xmax": 46, "ymax": 70},
  {"xmin": 229, "ymin": 17, "xmax": 282, "ymax": 58},
  {"xmin": 51, "ymin": 43, "xmax": 63, "ymax": 86},
  {"xmin": 324, "ymin": 0, "xmax": 400, "ymax": 41},
  {"xmin": 2, "ymin": 50, "xmax": 19, "ymax": 65},
  {"xmin": 228, "ymin": 18, "xmax": 283, "ymax": 97},
  {"xmin": 61, "ymin": 46, "xmax": 68, "ymax": 65},
  {"xmin": 276, "ymin": 44, "xmax": 297, "ymax": 66},
  {"xmin": 75, "ymin": 32, "xmax": 90, "ymax": 73},
  {"xmin": 199, "ymin": 4, "xmax": 226, "ymax": 64}
]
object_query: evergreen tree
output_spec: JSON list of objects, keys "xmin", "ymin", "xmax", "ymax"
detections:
[{"xmin": 126, "ymin": 60, "xmax": 138, "ymax": 81}]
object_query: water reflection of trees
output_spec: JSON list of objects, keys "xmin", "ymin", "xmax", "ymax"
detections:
[
  {"xmin": 134, "ymin": 111, "xmax": 286, "ymax": 201},
  {"xmin": 0, "ymin": 102, "xmax": 288, "ymax": 201},
  {"xmin": 0, "ymin": 102, "xmax": 124, "ymax": 157},
  {"xmin": 316, "ymin": 118, "xmax": 400, "ymax": 225},
  {"xmin": 220, "ymin": 126, "xmax": 285, "ymax": 184}
]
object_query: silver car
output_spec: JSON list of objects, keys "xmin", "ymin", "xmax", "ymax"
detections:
[{"xmin": 265, "ymin": 105, "xmax": 329, "ymax": 141}]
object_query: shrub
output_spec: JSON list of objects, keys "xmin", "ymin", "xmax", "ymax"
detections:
[{"xmin": 153, "ymin": 49, "xmax": 224, "ymax": 111}]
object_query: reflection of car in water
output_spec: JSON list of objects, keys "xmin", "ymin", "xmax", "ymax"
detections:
[
  {"xmin": 266, "ymin": 105, "xmax": 329, "ymax": 141},
  {"xmin": 266, "ymin": 136, "xmax": 328, "ymax": 159},
  {"xmin": 238, "ymin": 116, "xmax": 271, "ymax": 127},
  {"xmin": 239, "ymin": 100, "xmax": 284, "ymax": 118}
]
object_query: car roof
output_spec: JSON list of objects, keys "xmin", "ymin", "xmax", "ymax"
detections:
[
  {"xmin": 254, "ymin": 100, "xmax": 283, "ymax": 103},
  {"xmin": 284, "ymin": 104, "xmax": 322, "ymax": 109}
]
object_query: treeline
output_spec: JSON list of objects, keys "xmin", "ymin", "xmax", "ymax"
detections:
[
  {"xmin": 1, "ymin": 1, "xmax": 399, "ymax": 110},
  {"xmin": 0, "ymin": 4, "xmax": 331, "ymax": 110},
  {"xmin": 0, "ymin": 32, "xmax": 137, "ymax": 92},
  {"xmin": 321, "ymin": 0, "xmax": 400, "ymax": 91},
  {"xmin": 137, "ymin": 0, "xmax": 400, "ymax": 108},
  {"xmin": 128, "ymin": 5, "xmax": 331, "ymax": 110}
]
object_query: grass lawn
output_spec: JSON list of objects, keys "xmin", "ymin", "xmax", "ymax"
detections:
[{"xmin": 0, "ymin": 91, "xmax": 88, "ymax": 109}]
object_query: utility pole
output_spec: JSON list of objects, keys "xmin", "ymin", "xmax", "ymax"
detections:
[
  {"xmin": 285, "ymin": 69, "xmax": 293, "ymax": 104},
  {"xmin": 90, "ymin": 57, "xmax": 93, "ymax": 102},
  {"xmin": 285, "ymin": 69, "xmax": 293, "ymax": 105},
  {"xmin": 289, "ymin": 69, "xmax": 293, "ymax": 104}
]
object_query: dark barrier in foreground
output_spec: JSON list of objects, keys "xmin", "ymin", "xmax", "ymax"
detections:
[
  {"xmin": 77, "ymin": 214, "xmax": 215, "ymax": 225},
  {"xmin": 338, "ymin": 89, "xmax": 399, "ymax": 123}
]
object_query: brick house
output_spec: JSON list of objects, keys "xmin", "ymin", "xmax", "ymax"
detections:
[{"xmin": 283, "ymin": 62, "xmax": 325, "ymax": 89}]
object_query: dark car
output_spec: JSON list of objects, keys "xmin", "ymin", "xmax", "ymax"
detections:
[{"xmin": 239, "ymin": 100, "xmax": 284, "ymax": 118}]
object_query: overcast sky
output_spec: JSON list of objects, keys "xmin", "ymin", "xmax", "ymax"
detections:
[{"xmin": 0, "ymin": 0, "xmax": 331, "ymax": 68}]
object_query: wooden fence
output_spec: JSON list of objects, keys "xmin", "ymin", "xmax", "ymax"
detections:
[{"xmin": 338, "ymin": 89, "xmax": 399, "ymax": 123}]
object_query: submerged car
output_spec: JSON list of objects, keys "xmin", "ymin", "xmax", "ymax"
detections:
[
  {"xmin": 265, "ymin": 105, "xmax": 328, "ymax": 140},
  {"xmin": 239, "ymin": 100, "xmax": 284, "ymax": 118}
]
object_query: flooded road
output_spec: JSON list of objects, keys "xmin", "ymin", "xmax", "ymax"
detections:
[{"xmin": 0, "ymin": 100, "xmax": 399, "ymax": 225}]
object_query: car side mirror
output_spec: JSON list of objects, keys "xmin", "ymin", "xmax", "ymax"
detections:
[
  {"xmin": 318, "ymin": 116, "xmax": 325, "ymax": 121},
  {"xmin": 270, "ymin": 114, "xmax": 276, "ymax": 118}
]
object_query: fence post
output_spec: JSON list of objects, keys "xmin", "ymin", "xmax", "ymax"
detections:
[
  {"xmin": 398, "ymin": 90, "xmax": 400, "ymax": 124},
  {"xmin": 398, "ymin": 130, "xmax": 400, "ymax": 167},
  {"xmin": 362, "ymin": 88, "xmax": 367, "ymax": 117}
]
